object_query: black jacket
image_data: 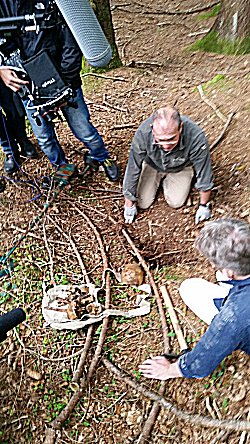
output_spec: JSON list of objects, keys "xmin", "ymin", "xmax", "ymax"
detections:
[{"xmin": 0, "ymin": 0, "xmax": 82, "ymax": 89}]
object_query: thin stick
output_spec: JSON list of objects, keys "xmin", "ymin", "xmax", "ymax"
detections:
[
  {"xmin": 42, "ymin": 218, "xmax": 54, "ymax": 283},
  {"xmin": 110, "ymin": 123, "xmax": 137, "ymax": 130},
  {"xmin": 210, "ymin": 111, "xmax": 236, "ymax": 151},
  {"xmin": 74, "ymin": 207, "xmax": 111, "ymax": 382},
  {"xmin": 122, "ymin": 228, "xmax": 169, "ymax": 352},
  {"xmin": 239, "ymin": 410, "xmax": 250, "ymax": 444},
  {"xmin": 121, "ymin": 228, "xmax": 170, "ymax": 443},
  {"xmin": 137, "ymin": 382, "xmax": 167, "ymax": 444},
  {"xmin": 160, "ymin": 285, "xmax": 188, "ymax": 351},
  {"xmin": 80, "ymin": 72, "xmax": 127, "ymax": 82},
  {"xmin": 138, "ymin": 287, "xmax": 186, "ymax": 443},
  {"xmin": 71, "ymin": 325, "xmax": 94, "ymax": 383},
  {"xmin": 10, "ymin": 225, "xmax": 66, "ymax": 245},
  {"xmin": 102, "ymin": 100, "xmax": 127, "ymax": 113},
  {"xmin": 46, "ymin": 216, "xmax": 88, "ymax": 282},
  {"xmin": 102, "ymin": 357, "xmax": 250, "ymax": 432},
  {"xmin": 197, "ymin": 84, "xmax": 227, "ymax": 122}
]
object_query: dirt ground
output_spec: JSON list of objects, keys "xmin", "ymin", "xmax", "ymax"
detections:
[{"xmin": 0, "ymin": 0, "xmax": 250, "ymax": 443}]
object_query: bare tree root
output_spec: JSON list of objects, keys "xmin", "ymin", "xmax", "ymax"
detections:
[{"xmin": 102, "ymin": 357, "xmax": 250, "ymax": 432}]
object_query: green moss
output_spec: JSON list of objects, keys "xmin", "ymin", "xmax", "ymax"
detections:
[
  {"xmin": 197, "ymin": 4, "xmax": 221, "ymax": 21},
  {"xmin": 189, "ymin": 31, "xmax": 250, "ymax": 55},
  {"xmin": 80, "ymin": 50, "xmax": 122, "ymax": 93},
  {"xmin": 202, "ymin": 74, "xmax": 226, "ymax": 90}
]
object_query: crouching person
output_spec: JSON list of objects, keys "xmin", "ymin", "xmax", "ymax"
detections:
[{"xmin": 139, "ymin": 218, "xmax": 250, "ymax": 380}]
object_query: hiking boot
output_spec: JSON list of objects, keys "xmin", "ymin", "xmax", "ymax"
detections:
[
  {"xmin": 19, "ymin": 138, "xmax": 37, "ymax": 159},
  {"xmin": 4, "ymin": 154, "xmax": 19, "ymax": 174},
  {"xmin": 101, "ymin": 158, "xmax": 120, "ymax": 182}
]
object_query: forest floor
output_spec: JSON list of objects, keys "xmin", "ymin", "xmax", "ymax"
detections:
[{"xmin": 0, "ymin": 0, "xmax": 249, "ymax": 443}]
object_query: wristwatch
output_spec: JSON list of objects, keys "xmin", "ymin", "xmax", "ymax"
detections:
[{"xmin": 199, "ymin": 202, "xmax": 210, "ymax": 208}]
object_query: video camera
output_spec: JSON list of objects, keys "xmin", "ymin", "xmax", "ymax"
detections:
[
  {"xmin": 0, "ymin": 308, "xmax": 26, "ymax": 342},
  {"xmin": 0, "ymin": 1, "xmax": 76, "ymax": 124}
]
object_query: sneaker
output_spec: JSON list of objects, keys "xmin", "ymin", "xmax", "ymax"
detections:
[
  {"xmin": 101, "ymin": 158, "xmax": 120, "ymax": 182},
  {"xmin": 19, "ymin": 138, "xmax": 37, "ymax": 159},
  {"xmin": 41, "ymin": 176, "xmax": 54, "ymax": 190},
  {"xmin": 4, "ymin": 154, "xmax": 19, "ymax": 174}
]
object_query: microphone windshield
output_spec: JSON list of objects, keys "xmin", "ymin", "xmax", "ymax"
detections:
[
  {"xmin": 54, "ymin": 0, "xmax": 112, "ymax": 67},
  {"xmin": 0, "ymin": 308, "xmax": 26, "ymax": 342}
]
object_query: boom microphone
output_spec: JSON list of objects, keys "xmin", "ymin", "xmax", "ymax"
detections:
[
  {"xmin": 0, "ymin": 308, "xmax": 26, "ymax": 342},
  {"xmin": 54, "ymin": 0, "xmax": 112, "ymax": 67}
]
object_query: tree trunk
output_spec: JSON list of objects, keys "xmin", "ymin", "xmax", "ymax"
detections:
[
  {"xmin": 92, "ymin": 0, "xmax": 121, "ymax": 67},
  {"xmin": 212, "ymin": 0, "xmax": 250, "ymax": 40}
]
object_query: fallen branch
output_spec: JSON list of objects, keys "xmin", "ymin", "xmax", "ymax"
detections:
[
  {"xmin": 121, "ymin": 228, "xmax": 170, "ymax": 442},
  {"xmin": 42, "ymin": 218, "xmax": 54, "ymax": 283},
  {"xmin": 46, "ymin": 215, "xmax": 89, "ymax": 282},
  {"xmin": 197, "ymin": 84, "xmax": 227, "ymax": 123},
  {"xmin": 46, "ymin": 208, "xmax": 111, "ymax": 435},
  {"xmin": 210, "ymin": 111, "xmax": 236, "ymax": 152},
  {"xmin": 110, "ymin": 123, "xmax": 137, "ymax": 130},
  {"xmin": 188, "ymin": 29, "xmax": 209, "ymax": 37},
  {"xmin": 10, "ymin": 225, "xmax": 66, "ymax": 245},
  {"xmin": 78, "ymin": 209, "xmax": 111, "ymax": 382},
  {"xmin": 81, "ymin": 72, "xmax": 127, "ymax": 82},
  {"xmin": 72, "ymin": 325, "xmax": 94, "ymax": 383},
  {"xmin": 121, "ymin": 228, "xmax": 169, "ymax": 352},
  {"xmin": 126, "ymin": 60, "xmax": 165, "ymax": 68},
  {"xmin": 160, "ymin": 286, "xmax": 187, "ymax": 351},
  {"xmin": 137, "ymin": 382, "xmax": 167, "ymax": 444},
  {"xmin": 102, "ymin": 357, "xmax": 250, "ymax": 432}
]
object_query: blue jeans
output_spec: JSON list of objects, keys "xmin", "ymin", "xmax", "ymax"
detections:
[{"xmin": 23, "ymin": 88, "xmax": 110, "ymax": 166}]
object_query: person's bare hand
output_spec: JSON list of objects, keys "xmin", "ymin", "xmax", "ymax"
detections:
[
  {"xmin": 0, "ymin": 68, "xmax": 28, "ymax": 92},
  {"xmin": 139, "ymin": 356, "xmax": 171, "ymax": 379}
]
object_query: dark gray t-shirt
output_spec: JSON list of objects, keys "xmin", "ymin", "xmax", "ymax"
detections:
[{"xmin": 123, "ymin": 115, "xmax": 213, "ymax": 201}]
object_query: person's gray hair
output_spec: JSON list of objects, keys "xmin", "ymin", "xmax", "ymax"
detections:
[
  {"xmin": 195, "ymin": 218, "xmax": 250, "ymax": 276},
  {"xmin": 152, "ymin": 106, "xmax": 181, "ymax": 129}
]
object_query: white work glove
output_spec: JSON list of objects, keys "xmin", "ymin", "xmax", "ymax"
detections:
[
  {"xmin": 124, "ymin": 204, "xmax": 137, "ymax": 224},
  {"xmin": 195, "ymin": 204, "xmax": 211, "ymax": 224}
]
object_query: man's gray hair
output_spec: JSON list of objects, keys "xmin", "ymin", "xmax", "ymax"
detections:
[
  {"xmin": 195, "ymin": 218, "xmax": 250, "ymax": 275},
  {"xmin": 152, "ymin": 106, "xmax": 181, "ymax": 129}
]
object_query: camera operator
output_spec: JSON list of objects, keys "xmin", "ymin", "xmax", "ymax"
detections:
[
  {"xmin": 0, "ymin": 0, "xmax": 119, "ymax": 182},
  {"xmin": 0, "ymin": 80, "xmax": 37, "ymax": 174}
]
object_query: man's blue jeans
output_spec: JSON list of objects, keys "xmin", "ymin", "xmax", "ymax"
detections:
[{"xmin": 23, "ymin": 88, "xmax": 110, "ymax": 166}]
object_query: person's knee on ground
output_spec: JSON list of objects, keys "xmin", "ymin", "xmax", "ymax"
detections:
[
  {"xmin": 179, "ymin": 278, "xmax": 229, "ymax": 325},
  {"xmin": 165, "ymin": 195, "xmax": 187, "ymax": 209},
  {"xmin": 137, "ymin": 197, "xmax": 154, "ymax": 210},
  {"xmin": 179, "ymin": 278, "xmax": 205, "ymax": 304}
]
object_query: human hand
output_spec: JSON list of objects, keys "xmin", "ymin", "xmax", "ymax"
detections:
[
  {"xmin": 0, "ymin": 68, "xmax": 28, "ymax": 92},
  {"xmin": 195, "ymin": 204, "xmax": 211, "ymax": 224},
  {"xmin": 124, "ymin": 204, "xmax": 137, "ymax": 224},
  {"xmin": 139, "ymin": 356, "xmax": 171, "ymax": 380}
]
